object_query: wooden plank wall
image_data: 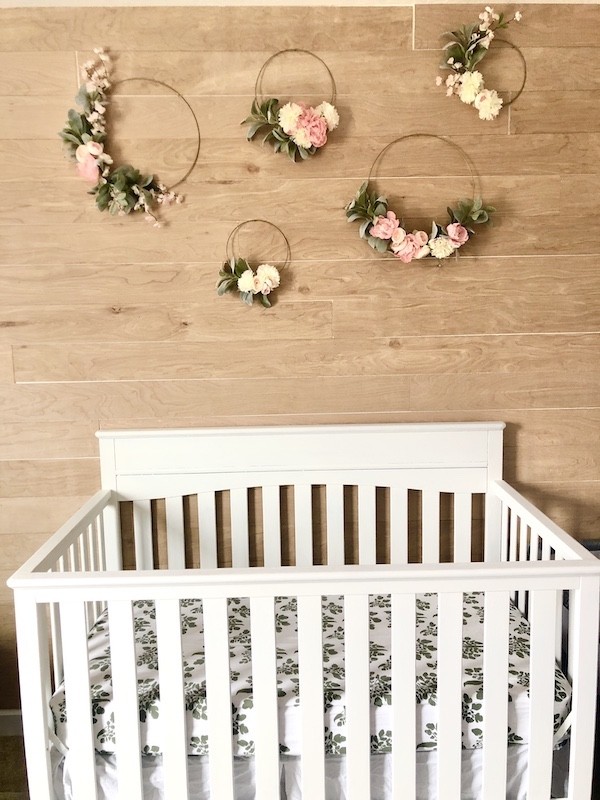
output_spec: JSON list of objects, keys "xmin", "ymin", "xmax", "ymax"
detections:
[{"xmin": 0, "ymin": 3, "xmax": 598, "ymax": 708}]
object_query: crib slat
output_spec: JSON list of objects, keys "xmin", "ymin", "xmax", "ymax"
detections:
[
  {"xmin": 203, "ymin": 597, "xmax": 235, "ymax": 800},
  {"xmin": 344, "ymin": 594, "xmax": 371, "ymax": 800},
  {"xmin": 108, "ymin": 600, "xmax": 144, "ymax": 799},
  {"xmin": 262, "ymin": 485, "xmax": 282, "ymax": 567},
  {"xmin": 155, "ymin": 598, "xmax": 189, "ymax": 798},
  {"xmin": 230, "ymin": 487, "xmax": 250, "ymax": 567},
  {"xmin": 132, "ymin": 499, "xmax": 154, "ymax": 570},
  {"xmin": 481, "ymin": 591, "xmax": 510, "ymax": 800},
  {"xmin": 500, "ymin": 502, "xmax": 508, "ymax": 561},
  {"xmin": 326, "ymin": 484, "xmax": 345, "ymax": 565},
  {"xmin": 358, "ymin": 484, "xmax": 377, "ymax": 565},
  {"xmin": 197, "ymin": 492, "xmax": 218, "ymax": 569},
  {"xmin": 59, "ymin": 601, "xmax": 98, "ymax": 800},
  {"xmin": 422, "ymin": 490, "xmax": 440, "ymax": 563},
  {"xmin": 391, "ymin": 594, "xmax": 416, "ymax": 798},
  {"xmin": 294, "ymin": 484, "xmax": 313, "ymax": 566},
  {"xmin": 298, "ymin": 595, "xmax": 326, "ymax": 800},
  {"xmin": 526, "ymin": 589, "xmax": 557, "ymax": 800},
  {"xmin": 436, "ymin": 592, "xmax": 463, "ymax": 799},
  {"xmin": 517, "ymin": 523, "xmax": 529, "ymax": 614},
  {"xmin": 453, "ymin": 492, "xmax": 472, "ymax": 563},
  {"xmin": 390, "ymin": 487, "xmax": 408, "ymax": 564},
  {"xmin": 250, "ymin": 597, "xmax": 280, "ymax": 798},
  {"xmin": 165, "ymin": 496, "xmax": 186, "ymax": 569}
]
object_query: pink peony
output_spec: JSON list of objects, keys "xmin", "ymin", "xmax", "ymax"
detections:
[
  {"xmin": 391, "ymin": 232, "xmax": 425, "ymax": 263},
  {"xmin": 446, "ymin": 223, "xmax": 469, "ymax": 247},
  {"xmin": 76, "ymin": 153, "xmax": 100, "ymax": 183},
  {"xmin": 370, "ymin": 211, "xmax": 400, "ymax": 240},
  {"xmin": 297, "ymin": 107, "xmax": 328, "ymax": 148}
]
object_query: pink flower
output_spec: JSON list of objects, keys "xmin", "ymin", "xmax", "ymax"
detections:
[
  {"xmin": 297, "ymin": 107, "xmax": 328, "ymax": 148},
  {"xmin": 391, "ymin": 232, "xmax": 425, "ymax": 263},
  {"xmin": 446, "ymin": 223, "xmax": 469, "ymax": 247},
  {"xmin": 76, "ymin": 153, "xmax": 100, "ymax": 183},
  {"xmin": 370, "ymin": 211, "xmax": 400, "ymax": 240}
]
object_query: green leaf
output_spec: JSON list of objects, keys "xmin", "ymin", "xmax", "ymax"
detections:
[
  {"xmin": 240, "ymin": 291, "xmax": 254, "ymax": 306},
  {"xmin": 358, "ymin": 219, "xmax": 371, "ymax": 239},
  {"xmin": 374, "ymin": 237, "xmax": 389, "ymax": 253},
  {"xmin": 259, "ymin": 293, "xmax": 272, "ymax": 308}
]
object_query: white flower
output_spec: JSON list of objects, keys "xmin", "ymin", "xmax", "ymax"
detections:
[
  {"xmin": 315, "ymin": 101, "xmax": 339, "ymax": 131},
  {"xmin": 479, "ymin": 30, "xmax": 494, "ymax": 49},
  {"xmin": 278, "ymin": 102, "xmax": 303, "ymax": 135},
  {"xmin": 428, "ymin": 236, "xmax": 455, "ymax": 259},
  {"xmin": 415, "ymin": 245, "xmax": 431, "ymax": 259},
  {"xmin": 447, "ymin": 57, "xmax": 455, "ymax": 65},
  {"xmin": 256, "ymin": 264, "xmax": 280, "ymax": 293},
  {"xmin": 458, "ymin": 70, "xmax": 484, "ymax": 104},
  {"xmin": 474, "ymin": 88, "xmax": 503, "ymax": 120},
  {"xmin": 435, "ymin": 76, "xmax": 443, "ymax": 86},
  {"xmin": 237, "ymin": 269, "xmax": 257, "ymax": 294},
  {"xmin": 291, "ymin": 126, "xmax": 312, "ymax": 149},
  {"xmin": 514, "ymin": 10, "xmax": 522, "ymax": 21}
]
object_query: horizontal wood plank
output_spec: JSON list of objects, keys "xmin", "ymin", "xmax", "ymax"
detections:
[
  {"xmin": 511, "ymin": 91, "xmax": 600, "ymax": 134},
  {"xmin": 0, "ymin": 496, "xmax": 91, "ymax": 535},
  {"xmin": 0, "ymin": 51, "xmax": 76, "ymax": 95},
  {"xmin": 0, "ymin": 421, "xmax": 98, "ymax": 459},
  {"xmin": 0, "ymin": 458, "xmax": 99, "ymax": 498}
]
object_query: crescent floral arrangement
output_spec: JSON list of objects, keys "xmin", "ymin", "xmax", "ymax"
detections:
[
  {"xmin": 437, "ymin": 6, "xmax": 522, "ymax": 120},
  {"xmin": 242, "ymin": 99, "xmax": 339, "ymax": 162},
  {"xmin": 217, "ymin": 259, "xmax": 281, "ymax": 307},
  {"xmin": 345, "ymin": 181, "xmax": 495, "ymax": 262},
  {"xmin": 59, "ymin": 48, "xmax": 182, "ymax": 225}
]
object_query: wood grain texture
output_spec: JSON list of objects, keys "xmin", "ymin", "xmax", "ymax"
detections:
[{"xmin": 1, "ymin": 3, "xmax": 599, "ymax": 712}]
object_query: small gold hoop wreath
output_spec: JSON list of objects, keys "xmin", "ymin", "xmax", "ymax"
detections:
[
  {"xmin": 438, "ymin": 7, "xmax": 526, "ymax": 121},
  {"xmin": 242, "ymin": 49, "xmax": 340, "ymax": 162},
  {"xmin": 217, "ymin": 219, "xmax": 291, "ymax": 308},
  {"xmin": 60, "ymin": 48, "xmax": 201, "ymax": 226},
  {"xmin": 345, "ymin": 133, "xmax": 496, "ymax": 262}
]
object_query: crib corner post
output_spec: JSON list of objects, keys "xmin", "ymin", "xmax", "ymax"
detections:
[
  {"xmin": 484, "ymin": 427, "xmax": 504, "ymax": 562},
  {"xmin": 13, "ymin": 592, "xmax": 55, "ymax": 800}
]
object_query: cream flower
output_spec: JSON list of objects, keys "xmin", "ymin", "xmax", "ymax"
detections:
[
  {"xmin": 256, "ymin": 264, "xmax": 280, "ymax": 293},
  {"xmin": 315, "ymin": 101, "xmax": 339, "ymax": 131},
  {"xmin": 278, "ymin": 102, "xmax": 303, "ymax": 135},
  {"xmin": 474, "ymin": 88, "xmax": 503, "ymax": 120},
  {"xmin": 458, "ymin": 71, "xmax": 484, "ymax": 105},
  {"xmin": 291, "ymin": 126, "xmax": 312, "ymax": 149},
  {"xmin": 237, "ymin": 269, "xmax": 257, "ymax": 294},
  {"xmin": 428, "ymin": 236, "xmax": 455, "ymax": 259},
  {"xmin": 514, "ymin": 10, "xmax": 522, "ymax": 21}
]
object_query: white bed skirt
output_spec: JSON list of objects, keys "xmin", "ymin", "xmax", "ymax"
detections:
[{"xmin": 53, "ymin": 744, "xmax": 569, "ymax": 800}]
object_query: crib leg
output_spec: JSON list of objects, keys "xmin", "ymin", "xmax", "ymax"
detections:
[{"xmin": 14, "ymin": 595, "xmax": 54, "ymax": 800}]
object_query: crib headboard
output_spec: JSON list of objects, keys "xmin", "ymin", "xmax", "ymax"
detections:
[{"xmin": 97, "ymin": 423, "xmax": 505, "ymax": 569}]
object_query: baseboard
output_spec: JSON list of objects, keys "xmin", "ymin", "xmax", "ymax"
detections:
[{"xmin": 0, "ymin": 711, "xmax": 22, "ymax": 736}]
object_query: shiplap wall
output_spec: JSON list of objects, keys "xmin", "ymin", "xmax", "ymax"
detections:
[{"xmin": 0, "ymin": 3, "xmax": 598, "ymax": 708}]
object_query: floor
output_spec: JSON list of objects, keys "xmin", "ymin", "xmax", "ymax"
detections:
[{"xmin": 0, "ymin": 737, "xmax": 28, "ymax": 799}]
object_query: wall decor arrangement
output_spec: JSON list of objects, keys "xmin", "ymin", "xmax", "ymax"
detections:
[
  {"xmin": 217, "ymin": 219, "xmax": 290, "ymax": 307},
  {"xmin": 59, "ymin": 48, "xmax": 200, "ymax": 225},
  {"xmin": 345, "ymin": 134, "xmax": 495, "ymax": 262},
  {"xmin": 242, "ymin": 49, "xmax": 340, "ymax": 162},
  {"xmin": 437, "ymin": 6, "xmax": 526, "ymax": 120}
]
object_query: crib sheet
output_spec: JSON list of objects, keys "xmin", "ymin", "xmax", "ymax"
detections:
[{"xmin": 50, "ymin": 593, "xmax": 571, "ymax": 758}]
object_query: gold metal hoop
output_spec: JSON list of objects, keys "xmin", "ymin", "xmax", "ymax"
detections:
[
  {"xmin": 225, "ymin": 219, "xmax": 292, "ymax": 266},
  {"xmin": 492, "ymin": 38, "xmax": 527, "ymax": 108},
  {"xmin": 254, "ymin": 49, "xmax": 337, "ymax": 105}
]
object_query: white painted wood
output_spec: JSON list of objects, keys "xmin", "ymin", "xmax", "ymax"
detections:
[
  {"xmin": 229, "ymin": 487, "xmax": 250, "ymax": 567},
  {"xmin": 155, "ymin": 598, "xmax": 189, "ymax": 798},
  {"xmin": 500, "ymin": 502, "xmax": 509, "ymax": 562},
  {"xmin": 453, "ymin": 492, "xmax": 472, "ymax": 563},
  {"xmin": 481, "ymin": 591, "xmax": 510, "ymax": 800},
  {"xmin": 526, "ymin": 590, "xmax": 557, "ymax": 800},
  {"xmin": 108, "ymin": 600, "xmax": 144, "ymax": 799},
  {"xmin": 484, "ymin": 428, "xmax": 504, "ymax": 562},
  {"xmin": 203, "ymin": 597, "xmax": 235, "ymax": 800},
  {"xmin": 436, "ymin": 592, "xmax": 463, "ymax": 799},
  {"xmin": 294, "ymin": 484, "xmax": 313, "ymax": 566},
  {"xmin": 421, "ymin": 490, "xmax": 440, "ymax": 564},
  {"xmin": 391, "ymin": 593, "xmax": 416, "ymax": 798},
  {"xmin": 390, "ymin": 486, "xmax": 408, "ymax": 565},
  {"xmin": 250, "ymin": 597, "xmax": 281, "ymax": 799},
  {"xmin": 517, "ymin": 520, "xmax": 529, "ymax": 614},
  {"xmin": 132, "ymin": 499, "xmax": 154, "ymax": 570},
  {"xmin": 297, "ymin": 594, "xmax": 326, "ymax": 800},
  {"xmin": 262, "ymin": 485, "xmax": 282, "ymax": 567},
  {"xmin": 344, "ymin": 594, "xmax": 371, "ymax": 800},
  {"xmin": 197, "ymin": 492, "xmax": 218, "ymax": 569},
  {"xmin": 358, "ymin": 484, "xmax": 377, "ymax": 565},
  {"xmin": 326, "ymin": 483, "xmax": 345, "ymax": 566},
  {"xmin": 59, "ymin": 602, "xmax": 98, "ymax": 799},
  {"xmin": 165, "ymin": 496, "xmax": 186, "ymax": 570}
]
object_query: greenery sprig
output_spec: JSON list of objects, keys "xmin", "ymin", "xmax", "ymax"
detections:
[{"xmin": 217, "ymin": 258, "xmax": 281, "ymax": 308}]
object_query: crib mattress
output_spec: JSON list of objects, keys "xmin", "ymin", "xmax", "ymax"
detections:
[{"xmin": 50, "ymin": 593, "xmax": 571, "ymax": 758}]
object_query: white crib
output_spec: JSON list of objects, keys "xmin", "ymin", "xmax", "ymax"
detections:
[{"xmin": 8, "ymin": 422, "xmax": 600, "ymax": 800}]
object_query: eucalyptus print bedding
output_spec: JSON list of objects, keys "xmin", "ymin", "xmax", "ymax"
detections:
[{"xmin": 50, "ymin": 593, "xmax": 571, "ymax": 757}]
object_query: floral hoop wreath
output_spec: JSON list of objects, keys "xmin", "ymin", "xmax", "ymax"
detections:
[
  {"xmin": 242, "ymin": 49, "xmax": 340, "ymax": 162},
  {"xmin": 345, "ymin": 134, "xmax": 495, "ymax": 263},
  {"xmin": 59, "ymin": 48, "xmax": 201, "ymax": 226},
  {"xmin": 217, "ymin": 220, "xmax": 291, "ymax": 308},
  {"xmin": 437, "ymin": 6, "xmax": 526, "ymax": 120}
]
